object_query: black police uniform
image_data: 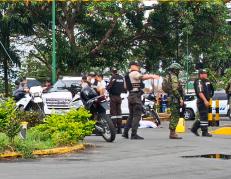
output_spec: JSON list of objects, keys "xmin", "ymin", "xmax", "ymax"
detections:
[
  {"xmin": 191, "ymin": 78, "xmax": 214, "ymax": 136},
  {"xmin": 107, "ymin": 74, "xmax": 125, "ymax": 134},
  {"xmin": 123, "ymin": 70, "xmax": 144, "ymax": 139}
]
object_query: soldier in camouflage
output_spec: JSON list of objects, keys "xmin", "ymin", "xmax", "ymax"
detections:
[{"xmin": 167, "ymin": 63, "xmax": 184, "ymax": 139}]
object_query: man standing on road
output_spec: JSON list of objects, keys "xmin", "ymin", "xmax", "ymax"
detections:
[
  {"xmin": 122, "ymin": 61, "xmax": 160, "ymax": 140},
  {"xmin": 167, "ymin": 63, "xmax": 184, "ymax": 139},
  {"xmin": 107, "ymin": 68, "xmax": 125, "ymax": 134},
  {"xmin": 225, "ymin": 79, "xmax": 231, "ymax": 118},
  {"xmin": 191, "ymin": 69, "xmax": 214, "ymax": 137}
]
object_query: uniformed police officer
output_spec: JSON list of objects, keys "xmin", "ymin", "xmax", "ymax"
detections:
[
  {"xmin": 191, "ymin": 69, "xmax": 214, "ymax": 137},
  {"xmin": 225, "ymin": 79, "xmax": 231, "ymax": 118},
  {"xmin": 167, "ymin": 63, "xmax": 184, "ymax": 139},
  {"xmin": 107, "ymin": 68, "xmax": 125, "ymax": 134},
  {"xmin": 122, "ymin": 61, "xmax": 159, "ymax": 140}
]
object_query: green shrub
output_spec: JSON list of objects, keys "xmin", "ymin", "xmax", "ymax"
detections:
[
  {"xmin": 0, "ymin": 98, "xmax": 21, "ymax": 143},
  {"xmin": 13, "ymin": 139, "xmax": 35, "ymax": 159},
  {"xmin": 17, "ymin": 111, "xmax": 43, "ymax": 128},
  {"xmin": 29, "ymin": 108, "xmax": 95, "ymax": 147},
  {"xmin": 0, "ymin": 133, "xmax": 9, "ymax": 153}
]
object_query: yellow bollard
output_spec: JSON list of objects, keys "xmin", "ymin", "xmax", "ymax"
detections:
[
  {"xmin": 208, "ymin": 98, "xmax": 213, "ymax": 126},
  {"xmin": 215, "ymin": 100, "xmax": 220, "ymax": 126},
  {"xmin": 176, "ymin": 118, "xmax": 185, "ymax": 133}
]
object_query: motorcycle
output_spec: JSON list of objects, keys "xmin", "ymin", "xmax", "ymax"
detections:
[
  {"xmin": 14, "ymin": 85, "xmax": 45, "ymax": 118},
  {"xmin": 142, "ymin": 93, "xmax": 161, "ymax": 127},
  {"xmin": 64, "ymin": 84, "xmax": 116, "ymax": 142}
]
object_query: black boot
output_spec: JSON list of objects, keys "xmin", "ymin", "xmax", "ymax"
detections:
[
  {"xmin": 201, "ymin": 125, "xmax": 212, "ymax": 137},
  {"xmin": 122, "ymin": 128, "xmax": 129, "ymax": 139},
  {"xmin": 191, "ymin": 120, "xmax": 200, "ymax": 136},
  {"xmin": 131, "ymin": 130, "xmax": 144, "ymax": 140},
  {"xmin": 131, "ymin": 134, "xmax": 144, "ymax": 140},
  {"xmin": 202, "ymin": 131, "xmax": 212, "ymax": 137}
]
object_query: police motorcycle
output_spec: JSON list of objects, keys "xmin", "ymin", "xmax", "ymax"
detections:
[
  {"xmin": 61, "ymin": 84, "xmax": 116, "ymax": 142},
  {"xmin": 14, "ymin": 81, "xmax": 45, "ymax": 118},
  {"xmin": 142, "ymin": 93, "xmax": 161, "ymax": 126}
]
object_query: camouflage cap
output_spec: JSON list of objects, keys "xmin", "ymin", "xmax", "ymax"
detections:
[{"xmin": 168, "ymin": 63, "xmax": 183, "ymax": 70}]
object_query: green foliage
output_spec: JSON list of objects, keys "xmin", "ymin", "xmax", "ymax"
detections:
[
  {"xmin": 13, "ymin": 139, "xmax": 35, "ymax": 159},
  {"xmin": 147, "ymin": 2, "xmax": 231, "ymax": 72},
  {"xmin": 0, "ymin": 133, "xmax": 9, "ymax": 153},
  {"xmin": 1, "ymin": 2, "xmax": 230, "ymax": 84},
  {"xmin": 0, "ymin": 99, "xmax": 43, "ymax": 143},
  {"xmin": 0, "ymin": 107, "xmax": 94, "ymax": 158},
  {"xmin": 29, "ymin": 108, "xmax": 95, "ymax": 147},
  {"xmin": 0, "ymin": 98, "xmax": 21, "ymax": 143},
  {"xmin": 205, "ymin": 68, "xmax": 231, "ymax": 90},
  {"xmin": 16, "ymin": 111, "xmax": 43, "ymax": 128}
]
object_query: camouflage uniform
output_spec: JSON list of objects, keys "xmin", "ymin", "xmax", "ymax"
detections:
[
  {"xmin": 166, "ymin": 63, "xmax": 184, "ymax": 139},
  {"xmin": 169, "ymin": 72, "xmax": 183, "ymax": 130}
]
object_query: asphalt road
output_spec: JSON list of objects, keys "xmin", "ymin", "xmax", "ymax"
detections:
[{"xmin": 0, "ymin": 120, "xmax": 231, "ymax": 179}]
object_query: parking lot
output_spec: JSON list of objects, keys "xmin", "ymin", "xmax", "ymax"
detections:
[{"xmin": 1, "ymin": 120, "xmax": 231, "ymax": 179}]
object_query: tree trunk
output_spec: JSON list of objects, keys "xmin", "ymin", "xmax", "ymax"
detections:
[
  {"xmin": 3, "ymin": 56, "xmax": 8, "ymax": 97},
  {"xmin": 1, "ymin": 32, "xmax": 10, "ymax": 97}
]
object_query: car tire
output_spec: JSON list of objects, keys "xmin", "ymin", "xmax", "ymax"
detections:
[
  {"xmin": 184, "ymin": 108, "xmax": 195, "ymax": 120},
  {"xmin": 228, "ymin": 109, "xmax": 231, "ymax": 120}
]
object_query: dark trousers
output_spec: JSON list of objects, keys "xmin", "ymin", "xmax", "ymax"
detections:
[
  {"xmin": 192, "ymin": 101, "xmax": 209, "ymax": 132},
  {"xmin": 124, "ymin": 92, "xmax": 142, "ymax": 135},
  {"xmin": 110, "ymin": 95, "xmax": 122, "ymax": 128}
]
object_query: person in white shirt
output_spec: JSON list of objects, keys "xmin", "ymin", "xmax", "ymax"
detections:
[{"xmin": 96, "ymin": 74, "xmax": 107, "ymax": 96}]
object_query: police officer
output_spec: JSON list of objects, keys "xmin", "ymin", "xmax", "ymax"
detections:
[
  {"xmin": 191, "ymin": 69, "xmax": 214, "ymax": 137},
  {"xmin": 122, "ymin": 61, "xmax": 159, "ymax": 140},
  {"xmin": 107, "ymin": 68, "xmax": 125, "ymax": 134},
  {"xmin": 167, "ymin": 63, "xmax": 184, "ymax": 139},
  {"xmin": 225, "ymin": 79, "xmax": 231, "ymax": 118}
]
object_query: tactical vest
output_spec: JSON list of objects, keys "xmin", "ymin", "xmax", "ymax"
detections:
[
  {"xmin": 109, "ymin": 74, "xmax": 125, "ymax": 95},
  {"xmin": 125, "ymin": 71, "xmax": 144, "ymax": 92},
  {"xmin": 194, "ymin": 79, "xmax": 214, "ymax": 101}
]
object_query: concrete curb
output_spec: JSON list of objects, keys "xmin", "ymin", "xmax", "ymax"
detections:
[{"xmin": 0, "ymin": 143, "xmax": 95, "ymax": 159}]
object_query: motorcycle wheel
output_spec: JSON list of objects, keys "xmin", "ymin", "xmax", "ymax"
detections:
[{"xmin": 99, "ymin": 114, "xmax": 116, "ymax": 142}]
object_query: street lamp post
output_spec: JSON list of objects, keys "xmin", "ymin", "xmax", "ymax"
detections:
[
  {"xmin": 52, "ymin": 0, "xmax": 56, "ymax": 84},
  {"xmin": 186, "ymin": 32, "xmax": 189, "ymax": 94}
]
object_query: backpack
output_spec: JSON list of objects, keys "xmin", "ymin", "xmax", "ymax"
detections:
[
  {"xmin": 162, "ymin": 74, "xmax": 172, "ymax": 93},
  {"xmin": 124, "ymin": 72, "xmax": 133, "ymax": 91}
]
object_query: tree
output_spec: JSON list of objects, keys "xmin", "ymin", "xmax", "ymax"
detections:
[
  {"xmin": 0, "ymin": 3, "xmax": 33, "ymax": 96},
  {"xmin": 145, "ymin": 1, "xmax": 231, "ymax": 73}
]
